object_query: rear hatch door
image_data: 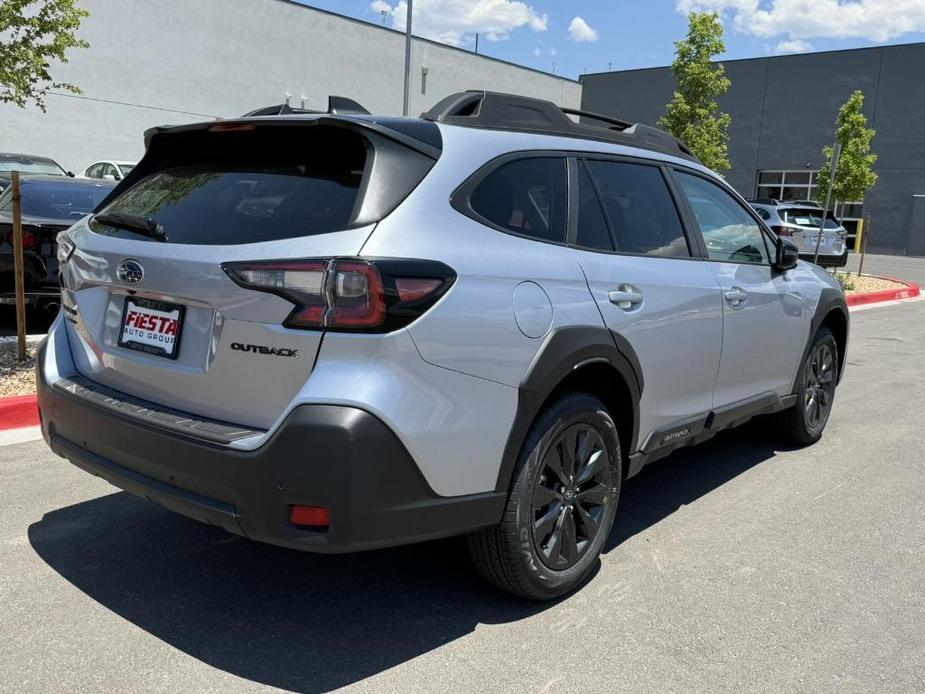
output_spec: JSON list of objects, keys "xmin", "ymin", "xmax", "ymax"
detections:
[{"xmin": 60, "ymin": 118, "xmax": 438, "ymax": 429}]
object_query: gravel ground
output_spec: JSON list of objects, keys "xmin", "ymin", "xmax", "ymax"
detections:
[
  {"xmin": 843, "ymin": 273, "xmax": 910, "ymax": 295},
  {"xmin": 0, "ymin": 348, "xmax": 37, "ymax": 397}
]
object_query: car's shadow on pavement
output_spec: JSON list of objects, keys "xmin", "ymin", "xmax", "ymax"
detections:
[{"xmin": 28, "ymin": 420, "xmax": 783, "ymax": 693}]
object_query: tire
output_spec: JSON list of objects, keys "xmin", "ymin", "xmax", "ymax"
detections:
[
  {"xmin": 778, "ymin": 325, "xmax": 839, "ymax": 445},
  {"xmin": 467, "ymin": 392, "xmax": 622, "ymax": 600}
]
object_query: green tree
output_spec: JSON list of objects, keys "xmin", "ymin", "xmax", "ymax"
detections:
[
  {"xmin": 658, "ymin": 12, "xmax": 731, "ymax": 171},
  {"xmin": 0, "ymin": 0, "xmax": 89, "ymax": 111},
  {"xmin": 814, "ymin": 90, "xmax": 877, "ymax": 205}
]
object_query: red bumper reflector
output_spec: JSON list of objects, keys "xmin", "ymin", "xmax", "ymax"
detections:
[{"xmin": 289, "ymin": 505, "xmax": 330, "ymax": 528}]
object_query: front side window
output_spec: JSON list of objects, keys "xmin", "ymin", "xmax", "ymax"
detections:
[
  {"xmin": 583, "ymin": 160, "xmax": 690, "ymax": 258},
  {"xmin": 676, "ymin": 172, "xmax": 771, "ymax": 265},
  {"xmin": 469, "ymin": 157, "xmax": 567, "ymax": 244}
]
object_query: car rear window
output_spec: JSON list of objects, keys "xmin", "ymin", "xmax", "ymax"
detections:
[
  {"xmin": 1, "ymin": 181, "xmax": 113, "ymax": 219},
  {"xmin": 782, "ymin": 208, "xmax": 840, "ymax": 229},
  {"xmin": 92, "ymin": 126, "xmax": 371, "ymax": 245}
]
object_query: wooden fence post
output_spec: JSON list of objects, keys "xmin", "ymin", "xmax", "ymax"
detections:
[{"xmin": 11, "ymin": 171, "xmax": 27, "ymax": 361}]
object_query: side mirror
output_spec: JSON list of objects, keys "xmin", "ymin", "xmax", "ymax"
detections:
[
  {"xmin": 775, "ymin": 237, "xmax": 799, "ymax": 271},
  {"xmin": 67, "ymin": 171, "xmax": 76, "ymax": 177}
]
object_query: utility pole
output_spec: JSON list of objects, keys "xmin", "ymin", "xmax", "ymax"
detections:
[
  {"xmin": 813, "ymin": 141, "xmax": 841, "ymax": 266},
  {"xmin": 402, "ymin": 0, "xmax": 413, "ymax": 116},
  {"xmin": 475, "ymin": 33, "xmax": 479, "ymax": 54}
]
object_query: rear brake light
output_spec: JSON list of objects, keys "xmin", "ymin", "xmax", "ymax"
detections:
[
  {"xmin": 21, "ymin": 231, "xmax": 36, "ymax": 250},
  {"xmin": 222, "ymin": 257, "xmax": 455, "ymax": 332},
  {"xmin": 771, "ymin": 225, "xmax": 793, "ymax": 237}
]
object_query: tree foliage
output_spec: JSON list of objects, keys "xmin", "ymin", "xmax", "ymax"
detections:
[
  {"xmin": 0, "ymin": 0, "xmax": 89, "ymax": 111},
  {"xmin": 814, "ymin": 90, "xmax": 878, "ymax": 204},
  {"xmin": 658, "ymin": 12, "xmax": 731, "ymax": 172}
]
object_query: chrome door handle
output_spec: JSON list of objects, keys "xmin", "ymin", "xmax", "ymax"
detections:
[
  {"xmin": 608, "ymin": 285, "xmax": 643, "ymax": 309},
  {"xmin": 724, "ymin": 287, "xmax": 748, "ymax": 305}
]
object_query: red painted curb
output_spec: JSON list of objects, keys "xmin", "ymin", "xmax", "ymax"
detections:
[
  {"xmin": 846, "ymin": 276, "xmax": 920, "ymax": 307},
  {"xmin": 0, "ymin": 393, "xmax": 39, "ymax": 431}
]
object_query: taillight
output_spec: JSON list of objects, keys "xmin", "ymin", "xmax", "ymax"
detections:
[
  {"xmin": 771, "ymin": 225, "xmax": 793, "ymax": 237},
  {"xmin": 222, "ymin": 257, "xmax": 455, "ymax": 332}
]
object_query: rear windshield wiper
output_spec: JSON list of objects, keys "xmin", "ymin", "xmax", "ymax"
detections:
[{"xmin": 93, "ymin": 211, "xmax": 167, "ymax": 242}]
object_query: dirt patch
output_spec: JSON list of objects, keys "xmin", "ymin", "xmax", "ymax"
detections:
[{"xmin": 0, "ymin": 348, "xmax": 36, "ymax": 397}]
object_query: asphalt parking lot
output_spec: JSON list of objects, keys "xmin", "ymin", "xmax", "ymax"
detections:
[{"xmin": 1, "ymin": 298, "xmax": 923, "ymax": 694}]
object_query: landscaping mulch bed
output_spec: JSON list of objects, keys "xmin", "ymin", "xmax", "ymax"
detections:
[{"xmin": 0, "ymin": 348, "xmax": 37, "ymax": 398}]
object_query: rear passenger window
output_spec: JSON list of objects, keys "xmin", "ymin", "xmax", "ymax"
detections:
[
  {"xmin": 575, "ymin": 163, "xmax": 613, "ymax": 251},
  {"xmin": 469, "ymin": 157, "xmax": 567, "ymax": 243},
  {"xmin": 584, "ymin": 160, "xmax": 690, "ymax": 258}
]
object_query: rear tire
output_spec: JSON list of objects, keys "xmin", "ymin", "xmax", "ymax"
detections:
[
  {"xmin": 778, "ymin": 326, "xmax": 839, "ymax": 445},
  {"xmin": 467, "ymin": 392, "xmax": 621, "ymax": 600}
]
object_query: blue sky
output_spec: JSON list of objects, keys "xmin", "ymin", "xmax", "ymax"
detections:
[{"xmin": 295, "ymin": 0, "xmax": 925, "ymax": 79}]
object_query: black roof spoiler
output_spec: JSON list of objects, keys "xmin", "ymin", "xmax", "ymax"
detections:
[
  {"xmin": 421, "ymin": 90, "xmax": 698, "ymax": 162},
  {"xmin": 241, "ymin": 95, "xmax": 371, "ymax": 118}
]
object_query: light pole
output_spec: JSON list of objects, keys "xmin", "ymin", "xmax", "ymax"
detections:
[{"xmin": 402, "ymin": 0, "xmax": 413, "ymax": 116}]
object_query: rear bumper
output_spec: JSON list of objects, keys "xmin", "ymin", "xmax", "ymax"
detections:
[
  {"xmin": 799, "ymin": 248, "xmax": 848, "ymax": 267},
  {"xmin": 36, "ymin": 343, "xmax": 505, "ymax": 553}
]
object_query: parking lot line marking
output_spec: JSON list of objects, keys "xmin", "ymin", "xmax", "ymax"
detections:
[{"xmin": 0, "ymin": 426, "xmax": 41, "ymax": 447}]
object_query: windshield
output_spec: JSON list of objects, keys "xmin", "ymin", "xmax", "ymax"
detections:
[
  {"xmin": 118, "ymin": 164, "xmax": 136, "ymax": 176},
  {"xmin": 783, "ymin": 208, "xmax": 841, "ymax": 229},
  {"xmin": 0, "ymin": 181, "xmax": 113, "ymax": 219},
  {"xmin": 0, "ymin": 157, "xmax": 66, "ymax": 176}
]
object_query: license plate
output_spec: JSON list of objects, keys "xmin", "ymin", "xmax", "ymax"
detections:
[
  {"xmin": 806, "ymin": 235, "xmax": 830, "ymax": 247},
  {"xmin": 118, "ymin": 297, "xmax": 184, "ymax": 359}
]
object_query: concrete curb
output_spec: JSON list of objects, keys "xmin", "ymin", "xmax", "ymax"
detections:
[
  {"xmin": 0, "ymin": 394, "xmax": 38, "ymax": 431},
  {"xmin": 845, "ymin": 276, "xmax": 920, "ymax": 307}
]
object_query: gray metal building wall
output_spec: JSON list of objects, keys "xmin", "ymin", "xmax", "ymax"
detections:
[
  {"xmin": 0, "ymin": 0, "xmax": 580, "ymax": 174},
  {"xmin": 580, "ymin": 43, "xmax": 925, "ymax": 256}
]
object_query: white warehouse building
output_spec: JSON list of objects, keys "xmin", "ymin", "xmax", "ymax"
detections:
[{"xmin": 0, "ymin": 0, "xmax": 582, "ymax": 173}]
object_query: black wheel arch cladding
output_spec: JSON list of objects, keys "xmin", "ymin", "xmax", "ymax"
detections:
[
  {"xmin": 794, "ymin": 287, "xmax": 849, "ymax": 392},
  {"xmin": 494, "ymin": 325, "xmax": 642, "ymax": 493}
]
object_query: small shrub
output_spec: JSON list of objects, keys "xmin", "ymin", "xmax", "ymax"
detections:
[{"xmin": 834, "ymin": 272, "xmax": 855, "ymax": 291}]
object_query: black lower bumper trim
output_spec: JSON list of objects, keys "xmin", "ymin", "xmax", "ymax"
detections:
[{"xmin": 37, "ymin": 344, "xmax": 506, "ymax": 553}]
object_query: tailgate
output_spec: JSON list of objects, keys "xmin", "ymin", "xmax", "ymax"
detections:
[{"xmin": 56, "ymin": 118, "xmax": 438, "ymax": 430}]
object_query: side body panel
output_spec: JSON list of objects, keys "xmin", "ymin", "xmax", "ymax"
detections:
[
  {"xmin": 572, "ymin": 250, "xmax": 723, "ymax": 445},
  {"xmin": 707, "ymin": 261, "xmax": 808, "ymax": 405}
]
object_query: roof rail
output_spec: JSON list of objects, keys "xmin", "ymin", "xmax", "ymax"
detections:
[
  {"xmin": 421, "ymin": 90, "xmax": 698, "ymax": 162},
  {"xmin": 242, "ymin": 95, "xmax": 370, "ymax": 118},
  {"xmin": 747, "ymin": 198, "xmax": 779, "ymax": 205}
]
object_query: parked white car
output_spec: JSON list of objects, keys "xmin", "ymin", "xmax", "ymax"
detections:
[{"xmin": 79, "ymin": 160, "xmax": 137, "ymax": 181}]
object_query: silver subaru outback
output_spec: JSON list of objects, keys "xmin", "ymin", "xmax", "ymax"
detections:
[{"xmin": 37, "ymin": 91, "xmax": 848, "ymax": 600}]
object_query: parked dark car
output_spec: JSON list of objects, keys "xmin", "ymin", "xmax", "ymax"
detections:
[
  {"xmin": 0, "ymin": 176, "xmax": 115, "ymax": 307},
  {"xmin": 0, "ymin": 153, "xmax": 73, "ymax": 193}
]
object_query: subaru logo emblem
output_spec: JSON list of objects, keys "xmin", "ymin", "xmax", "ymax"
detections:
[{"xmin": 117, "ymin": 259, "xmax": 144, "ymax": 286}]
